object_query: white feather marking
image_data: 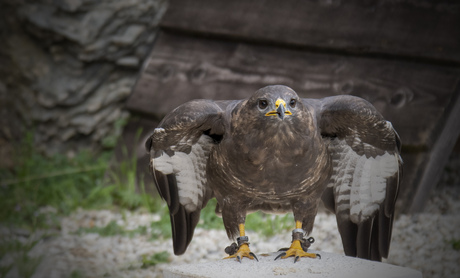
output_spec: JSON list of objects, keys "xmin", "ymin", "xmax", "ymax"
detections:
[
  {"xmin": 334, "ymin": 144, "xmax": 357, "ymax": 205},
  {"xmin": 349, "ymin": 151, "xmax": 399, "ymax": 223},
  {"xmin": 336, "ymin": 193, "xmax": 350, "ymax": 204},
  {"xmin": 385, "ymin": 121, "xmax": 393, "ymax": 129},
  {"xmin": 153, "ymin": 135, "xmax": 214, "ymax": 212},
  {"xmin": 352, "ymin": 135, "xmax": 362, "ymax": 148},
  {"xmin": 170, "ymin": 152, "xmax": 201, "ymax": 209},
  {"xmin": 153, "ymin": 152, "xmax": 173, "ymax": 174},
  {"xmin": 336, "ymin": 203, "xmax": 350, "ymax": 213},
  {"xmin": 332, "ymin": 139, "xmax": 399, "ymax": 223}
]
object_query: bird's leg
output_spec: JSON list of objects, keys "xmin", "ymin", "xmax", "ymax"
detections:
[
  {"xmin": 224, "ymin": 223, "xmax": 258, "ymax": 262},
  {"xmin": 275, "ymin": 221, "xmax": 320, "ymax": 263}
]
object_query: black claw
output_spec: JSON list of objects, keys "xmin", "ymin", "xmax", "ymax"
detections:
[
  {"xmin": 277, "ymin": 247, "xmax": 289, "ymax": 252},
  {"xmin": 249, "ymin": 252, "xmax": 259, "ymax": 262},
  {"xmin": 236, "ymin": 255, "xmax": 242, "ymax": 263},
  {"xmin": 316, "ymin": 253, "xmax": 321, "ymax": 259},
  {"xmin": 274, "ymin": 252, "xmax": 286, "ymax": 261},
  {"xmin": 294, "ymin": 256, "xmax": 300, "ymax": 263}
]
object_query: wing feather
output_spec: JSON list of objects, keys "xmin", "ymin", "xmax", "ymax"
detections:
[
  {"xmin": 145, "ymin": 99, "xmax": 227, "ymax": 255},
  {"xmin": 310, "ymin": 95, "xmax": 402, "ymax": 261}
]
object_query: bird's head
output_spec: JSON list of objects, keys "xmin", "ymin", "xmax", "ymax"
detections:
[
  {"xmin": 230, "ymin": 85, "xmax": 313, "ymax": 162},
  {"xmin": 247, "ymin": 85, "xmax": 300, "ymax": 122},
  {"xmin": 231, "ymin": 85, "xmax": 312, "ymax": 141}
]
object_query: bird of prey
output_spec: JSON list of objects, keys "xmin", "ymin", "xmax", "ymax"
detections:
[{"xmin": 145, "ymin": 85, "xmax": 402, "ymax": 262}]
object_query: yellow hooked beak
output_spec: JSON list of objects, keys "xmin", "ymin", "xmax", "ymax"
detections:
[{"xmin": 265, "ymin": 99, "xmax": 292, "ymax": 119}]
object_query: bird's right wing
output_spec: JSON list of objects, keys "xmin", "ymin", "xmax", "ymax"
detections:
[
  {"xmin": 308, "ymin": 95, "xmax": 402, "ymax": 261},
  {"xmin": 145, "ymin": 99, "xmax": 228, "ymax": 255}
]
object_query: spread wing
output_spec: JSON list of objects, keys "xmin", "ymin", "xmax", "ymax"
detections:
[
  {"xmin": 145, "ymin": 99, "xmax": 227, "ymax": 255},
  {"xmin": 308, "ymin": 95, "xmax": 402, "ymax": 261}
]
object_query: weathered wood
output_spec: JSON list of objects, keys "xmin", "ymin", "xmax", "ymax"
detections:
[
  {"xmin": 161, "ymin": 0, "xmax": 460, "ymax": 65},
  {"xmin": 126, "ymin": 0, "xmax": 460, "ymax": 213},
  {"xmin": 127, "ymin": 32, "xmax": 460, "ymax": 148},
  {"xmin": 409, "ymin": 89, "xmax": 460, "ymax": 212}
]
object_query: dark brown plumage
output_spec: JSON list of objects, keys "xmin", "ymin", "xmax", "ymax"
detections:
[{"xmin": 146, "ymin": 85, "xmax": 402, "ymax": 261}]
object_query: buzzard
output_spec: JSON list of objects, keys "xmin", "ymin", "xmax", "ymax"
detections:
[{"xmin": 145, "ymin": 85, "xmax": 402, "ymax": 262}]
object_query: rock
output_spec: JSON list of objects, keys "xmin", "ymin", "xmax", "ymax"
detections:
[
  {"xmin": 116, "ymin": 56, "xmax": 139, "ymax": 67},
  {"xmin": 111, "ymin": 24, "xmax": 146, "ymax": 46},
  {"xmin": 20, "ymin": 4, "xmax": 80, "ymax": 43},
  {"xmin": 55, "ymin": 0, "xmax": 84, "ymax": 12},
  {"xmin": 79, "ymin": 9, "xmax": 115, "ymax": 44},
  {"xmin": 60, "ymin": 128, "xmax": 77, "ymax": 142},
  {"xmin": 83, "ymin": 39, "xmax": 109, "ymax": 53},
  {"xmin": 61, "ymin": 64, "xmax": 113, "ymax": 106},
  {"xmin": 1, "ymin": 0, "xmax": 167, "ymax": 154},
  {"xmin": 70, "ymin": 106, "xmax": 114, "ymax": 135},
  {"xmin": 164, "ymin": 252, "xmax": 422, "ymax": 278}
]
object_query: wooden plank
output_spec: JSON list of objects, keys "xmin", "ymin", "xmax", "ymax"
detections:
[
  {"xmin": 161, "ymin": 0, "xmax": 460, "ymax": 64},
  {"xmin": 127, "ymin": 32, "xmax": 460, "ymax": 213},
  {"xmin": 409, "ymin": 89, "xmax": 460, "ymax": 212},
  {"xmin": 127, "ymin": 32, "xmax": 460, "ymax": 148}
]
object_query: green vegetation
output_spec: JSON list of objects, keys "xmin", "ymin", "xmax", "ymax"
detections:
[
  {"xmin": 141, "ymin": 251, "xmax": 170, "ymax": 268},
  {"xmin": 246, "ymin": 212, "xmax": 294, "ymax": 237},
  {"xmin": 0, "ymin": 129, "xmax": 297, "ymax": 277},
  {"xmin": 0, "ymin": 237, "xmax": 43, "ymax": 278},
  {"xmin": 197, "ymin": 198, "xmax": 224, "ymax": 230},
  {"xmin": 0, "ymin": 130, "xmax": 163, "ymax": 277},
  {"xmin": 0, "ymin": 132, "xmax": 296, "ymax": 234},
  {"xmin": 68, "ymin": 270, "xmax": 84, "ymax": 278},
  {"xmin": 1, "ymin": 135, "xmax": 108, "ymax": 230},
  {"xmin": 75, "ymin": 220, "xmax": 147, "ymax": 238},
  {"xmin": 451, "ymin": 239, "xmax": 460, "ymax": 251},
  {"xmin": 197, "ymin": 198, "xmax": 294, "ymax": 237},
  {"xmin": 0, "ymin": 130, "xmax": 162, "ymax": 231},
  {"xmin": 0, "ymin": 130, "xmax": 294, "ymax": 236},
  {"xmin": 150, "ymin": 209, "xmax": 173, "ymax": 240}
]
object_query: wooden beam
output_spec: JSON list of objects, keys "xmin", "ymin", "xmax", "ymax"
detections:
[
  {"xmin": 161, "ymin": 0, "xmax": 460, "ymax": 65},
  {"xmin": 128, "ymin": 32, "xmax": 460, "ymax": 147},
  {"xmin": 409, "ymin": 88, "xmax": 460, "ymax": 212},
  {"xmin": 127, "ymin": 32, "xmax": 460, "ymax": 213}
]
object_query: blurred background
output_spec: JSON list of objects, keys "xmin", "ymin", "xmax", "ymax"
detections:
[{"xmin": 1, "ymin": 1, "xmax": 459, "ymax": 277}]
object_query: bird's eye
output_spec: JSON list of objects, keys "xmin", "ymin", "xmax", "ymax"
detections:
[
  {"xmin": 258, "ymin": 99, "xmax": 268, "ymax": 109},
  {"xmin": 289, "ymin": 99, "xmax": 297, "ymax": 108}
]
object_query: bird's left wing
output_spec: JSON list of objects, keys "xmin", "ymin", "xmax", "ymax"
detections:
[
  {"xmin": 306, "ymin": 95, "xmax": 402, "ymax": 261},
  {"xmin": 145, "ymin": 99, "xmax": 228, "ymax": 255}
]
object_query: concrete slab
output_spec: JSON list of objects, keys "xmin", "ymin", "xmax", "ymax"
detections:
[{"xmin": 163, "ymin": 251, "xmax": 422, "ymax": 278}]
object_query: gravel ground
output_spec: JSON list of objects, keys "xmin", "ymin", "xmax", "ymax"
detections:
[{"xmin": 1, "ymin": 157, "xmax": 459, "ymax": 278}]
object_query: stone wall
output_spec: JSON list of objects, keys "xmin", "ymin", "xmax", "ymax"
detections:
[{"xmin": 0, "ymin": 0, "xmax": 167, "ymax": 163}]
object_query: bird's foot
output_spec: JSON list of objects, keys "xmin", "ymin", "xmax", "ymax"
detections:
[
  {"xmin": 275, "ymin": 229, "xmax": 320, "ymax": 263},
  {"xmin": 224, "ymin": 236, "xmax": 258, "ymax": 263},
  {"xmin": 274, "ymin": 239, "xmax": 320, "ymax": 262},
  {"xmin": 224, "ymin": 243, "xmax": 258, "ymax": 262}
]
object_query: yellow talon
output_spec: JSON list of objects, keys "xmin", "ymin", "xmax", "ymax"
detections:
[
  {"xmin": 275, "ymin": 221, "xmax": 320, "ymax": 262},
  {"xmin": 279, "ymin": 240, "xmax": 318, "ymax": 261},
  {"xmin": 224, "ymin": 223, "xmax": 258, "ymax": 262},
  {"xmin": 224, "ymin": 243, "xmax": 257, "ymax": 262}
]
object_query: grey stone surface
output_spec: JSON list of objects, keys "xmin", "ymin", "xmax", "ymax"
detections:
[
  {"xmin": 116, "ymin": 56, "xmax": 140, "ymax": 67},
  {"xmin": 111, "ymin": 25, "xmax": 146, "ymax": 46},
  {"xmin": 163, "ymin": 252, "xmax": 423, "ymax": 278}
]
